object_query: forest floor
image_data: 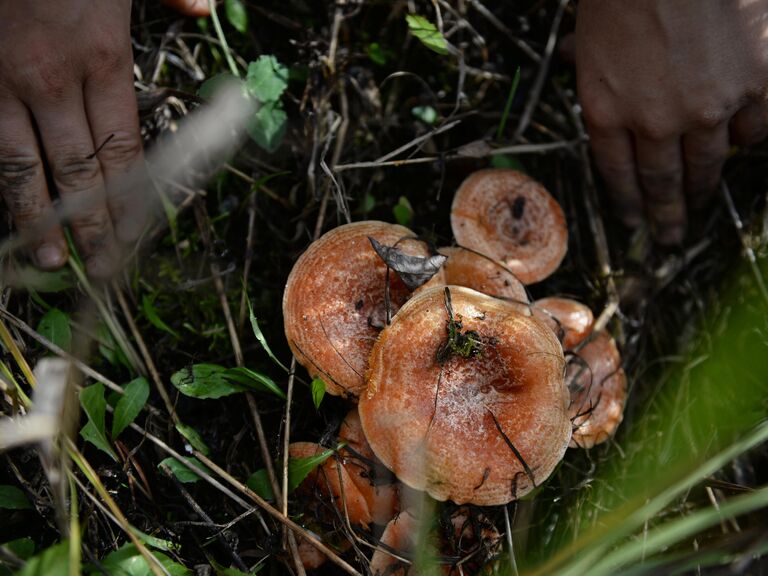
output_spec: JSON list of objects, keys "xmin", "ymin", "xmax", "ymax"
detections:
[{"xmin": 2, "ymin": 1, "xmax": 768, "ymax": 575}]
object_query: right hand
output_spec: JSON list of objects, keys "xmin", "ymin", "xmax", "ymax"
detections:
[{"xmin": 575, "ymin": 0, "xmax": 768, "ymax": 244}]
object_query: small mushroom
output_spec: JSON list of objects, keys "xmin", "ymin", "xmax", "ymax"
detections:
[
  {"xmin": 359, "ymin": 286, "xmax": 571, "ymax": 505},
  {"xmin": 370, "ymin": 509, "xmax": 418, "ymax": 576},
  {"xmin": 420, "ymin": 246, "xmax": 528, "ymax": 303},
  {"xmin": 567, "ymin": 330, "xmax": 627, "ymax": 448},
  {"xmin": 283, "ymin": 221, "xmax": 432, "ymax": 398},
  {"xmin": 338, "ymin": 408, "xmax": 400, "ymax": 525},
  {"xmin": 290, "ymin": 442, "xmax": 373, "ymax": 528},
  {"xmin": 532, "ymin": 297, "xmax": 595, "ymax": 350},
  {"xmin": 370, "ymin": 507, "xmax": 501, "ymax": 576},
  {"xmin": 450, "ymin": 169, "xmax": 568, "ymax": 284}
]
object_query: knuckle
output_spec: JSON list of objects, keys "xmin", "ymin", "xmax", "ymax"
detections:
[
  {"xmin": 634, "ymin": 119, "xmax": 671, "ymax": 141},
  {"xmin": 51, "ymin": 152, "xmax": 102, "ymax": 189},
  {"xmin": 582, "ymin": 100, "xmax": 619, "ymax": 132},
  {"xmin": 0, "ymin": 154, "xmax": 42, "ymax": 192},
  {"xmin": 96, "ymin": 131, "xmax": 143, "ymax": 167}
]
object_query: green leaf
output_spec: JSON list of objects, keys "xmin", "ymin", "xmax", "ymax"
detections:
[
  {"xmin": 2, "ymin": 537, "xmax": 35, "ymax": 560},
  {"xmin": 411, "ymin": 105, "xmax": 437, "ymax": 125},
  {"xmin": 405, "ymin": 14, "xmax": 449, "ymax": 55},
  {"xmin": 287, "ymin": 448, "xmax": 336, "ymax": 493},
  {"xmin": 8, "ymin": 268, "xmax": 73, "ymax": 293},
  {"xmin": 245, "ymin": 468, "xmax": 275, "ymax": 501},
  {"xmin": 392, "ymin": 196, "xmax": 413, "ymax": 227},
  {"xmin": 94, "ymin": 543, "xmax": 191, "ymax": 576},
  {"xmin": 212, "ymin": 560, "xmax": 262, "ymax": 576},
  {"xmin": 311, "ymin": 378, "xmax": 326, "ymax": 410},
  {"xmin": 36, "ymin": 308, "xmax": 71, "ymax": 352},
  {"xmin": 365, "ymin": 42, "xmax": 391, "ymax": 66},
  {"xmin": 131, "ymin": 529, "xmax": 181, "ymax": 553},
  {"xmin": 79, "ymin": 383, "xmax": 117, "ymax": 461},
  {"xmin": 247, "ymin": 101, "xmax": 287, "ymax": 153},
  {"xmin": 98, "ymin": 323, "xmax": 131, "ymax": 370},
  {"xmin": 490, "ymin": 154, "xmax": 525, "ymax": 171},
  {"xmin": 248, "ymin": 299, "xmax": 288, "ymax": 372},
  {"xmin": 245, "ymin": 55, "xmax": 288, "ymax": 103},
  {"xmin": 111, "ymin": 377, "xmax": 149, "ymax": 439},
  {"xmin": 175, "ymin": 422, "xmax": 211, "ymax": 456},
  {"xmin": 198, "ymin": 72, "xmax": 239, "ymax": 100},
  {"xmin": 0, "ymin": 485, "xmax": 32, "ymax": 510},
  {"xmin": 225, "ymin": 0, "xmax": 248, "ymax": 34},
  {"xmin": 224, "ymin": 367, "xmax": 286, "ymax": 400},
  {"xmin": 16, "ymin": 540, "xmax": 69, "ymax": 576},
  {"xmin": 170, "ymin": 364, "xmax": 249, "ymax": 399},
  {"xmin": 158, "ymin": 457, "xmax": 210, "ymax": 485},
  {"xmin": 246, "ymin": 448, "xmax": 338, "ymax": 502},
  {"xmin": 496, "ymin": 66, "xmax": 521, "ymax": 141},
  {"xmin": 141, "ymin": 295, "xmax": 180, "ymax": 340}
]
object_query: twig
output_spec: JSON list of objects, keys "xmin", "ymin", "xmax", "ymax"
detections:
[
  {"xmin": 503, "ymin": 505, "xmax": 519, "ymax": 576},
  {"xmin": 281, "ymin": 357, "xmax": 298, "ymax": 520},
  {"xmin": 334, "ymin": 139, "xmax": 580, "ymax": 172},
  {"xmin": 159, "ymin": 463, "xmax": 249, "ymax": 572},
  {"xmin": 465, "ymin": 0, "xmax": 541, "ymax": 63},
  {"xmin": 512, "ymin": 0, "xmax": 569, "ymax": 142},
  {"xmin": 555, "ymin": 82, "xmax": 620, "ymax": 333},
  {"xmin": 721, "ymin": 181, "xmax": 768, "ymax": 306},
  {"xmin": 207, "ymin": 0, "xmax": 240, "ymax": 77},
  {"xmin": 113, "ymin": 283, "xmax": 179, "ymax": 425},
  {"xmin": 193, "ymin": 452, "xmax": 362, "ymax": 576},
  {"xmin": 374, "ymin": 119, "xmax": 462, "ymax": 164},
  {"xmin": 193, "ymin": 200, "xmax": 244, "ymax": 366}
]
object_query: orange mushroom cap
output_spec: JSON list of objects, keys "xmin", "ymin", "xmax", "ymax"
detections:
[
  {"xmin": 450, "ymin": 169, "xmax": 568, "ymax": 284},
  {"xmin": 423, "ymin": 246, "xmax": 529, "ymax": 303},
  {"xmin": 370, "ymin": 510, "xmax": 418, "ymax": 576},
  {"xmin": 359, "ymin": 286, "xmax": 571, "ymax": 505},
  {"xmin": 290, "ymin": 442, "xmax": 373, "ymax": 528},
  {"xmin": 283, "ymin": 221, "xmax": 432, "ymax": 398},
  {"xmin": 567, "ymin": 330, "xmax": 627, "ymax": 449},
  {"xmin": 532, "ymin": 297, "xmax": 595, "ymax": 350},
  {"xmin": 338, "ymin": 409, "xmax": 400, "ymax": 525}
]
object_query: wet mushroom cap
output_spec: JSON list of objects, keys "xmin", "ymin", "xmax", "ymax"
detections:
[
  {"xmin": 283, "ymin": 221, "xmax": 430, "ymax": 398},
  {"xmin": 450, "ymin": 169, "xmax": 568, "ymax": 284},
  {"xmin": 359, "ymin": 286, "xmax": 571, "ymax": 505},
  {"xmin": 429, "ymin": 246, "xmax": 529, "ymax": 303},
  {"xmin": 532, "ymin": 297, "xmax": 595, "ymax": 350},
  {"xmin": 567, "ymin": 330, "xmax": 627, "ymax": 449}
]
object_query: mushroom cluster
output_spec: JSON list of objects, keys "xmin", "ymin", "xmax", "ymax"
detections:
[{"xmin": 282, "ymin": 169, "xmax": 627, "ymax": 572}]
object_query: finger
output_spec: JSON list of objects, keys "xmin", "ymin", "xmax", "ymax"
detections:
[
  {"xmin": 0, "ymin": 95, "xmax": 67, "ymax": 268},
  {"xmin": 30, "ymin": 90, "xmax": 118, "ymax": 277},
  {"xmin": 84, "ymin": 56, "xmax": 150, "ymax": 243},
  {"xmin": 682, "ymin": 123, "xmax": 730, "ymax": 210},
  {"xmin": 588, "ymin": 128, "xmax": 644, "ymax": 227},
  {"xmin": 160, "ymin": 0, "xmax": 211, "ymax": 17},
  {"xmin": 635, "ymin": 137, "xmax": 685, "ymax": 245},
  {"xmin": 729, "ymin": 100, "xmax": 768, "ymax": 147}
]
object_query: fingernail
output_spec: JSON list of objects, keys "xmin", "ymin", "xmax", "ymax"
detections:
[{"xmin": 35, "ymin": 244, "xmax": 66, "ymax": 269}]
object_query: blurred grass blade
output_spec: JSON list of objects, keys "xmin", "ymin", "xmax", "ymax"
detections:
[
  {"xmin": 590, "ymin": 485, "xmax": 768, "ymax": 576},
  {"xmin": 496, "ymin": 66, "xmax": 521, "ymax": 141}
]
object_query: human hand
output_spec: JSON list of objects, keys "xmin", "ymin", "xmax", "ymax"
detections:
[
  {"xmin": 575, "ymin": 0, "xmax": 768, "ymax": 244},
  {"xmin": 0, "ymin": 0, "xmax": 148, "ymax": 277}
]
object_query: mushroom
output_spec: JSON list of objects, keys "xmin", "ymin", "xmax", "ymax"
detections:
[
  {"xmin": 567, "ymin": 330, "xmax": 627, "ymax": 448},
  {"xmin": 532, "ymin": 296, "xmax": 595, "ymax": 350},
  {"xmin": 290, "ymin": 442, "xmax": 373, "ymax": 528},
  {"xmin": 359, "ymin": 286, "xmax": 571, "ymax": 505},
  {"xmin": 370, "ymin": 507, "xmax": 501, "ymax": 575},
  {"xmin": 450, "ymin": 169, "xmax": 568, "ymax": 284},
  {"xmin": 338, "ymin": 408, "xmax": 400, "ymax": 525},
  {"xmin": 419, "ymin": 246, "xmax": 528, "ymax": 304},
  {"xmin": 283, "ymin": 221, "xmax": 432, "ymax": 398}
]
